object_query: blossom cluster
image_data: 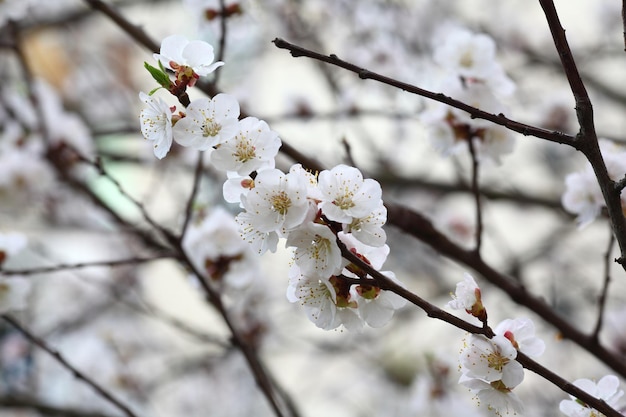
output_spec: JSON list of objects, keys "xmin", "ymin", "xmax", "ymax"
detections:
[
  {"xmin": 447, "ymin": 273, "xmax": 545, "ymax": 416},
  {"xmin": 421, "ymin": 27, "xmax": 516, "ymax": 164},
  {"xmin": 140, "ymin": 35, "xmax": 405, "ymax": 331},
  {"xmin": 562, "ymin": 139, "xmax": 626, "ymax": 228}
]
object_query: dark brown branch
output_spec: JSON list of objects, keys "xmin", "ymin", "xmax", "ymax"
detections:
[
  {"xmin": 516, "ymin": 351, "xmax": 623, "ymax": 417},
  {"xmin": 272, "ymin": 37, "xmax": 574, "ymax": 146},
  {"xmin": 2, "ymin": 315, "xmax": 139, "ymax": 417},
  {"xmin": 538, "ymin": 0, "xmax": 626, "ymax": 270},
  {"xmin": 467, "ymin": 137, "xmax": 483, "ymax": 254},
  {"xmin": 385, "ymin": 203, "xmax": 626, "ymax": 378},
  {"xmin": 338, "ymin": 229, "xmax": 623, "ymax": 417}
]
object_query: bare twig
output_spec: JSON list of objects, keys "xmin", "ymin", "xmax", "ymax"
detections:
[
  {"xmin": 213, "ymin": 0, "xmax": 228, "ymax": 87},
  {"xmin": 538, "ymin": 0, "xmax": 626, "ymax": 269},
  {"xmin": 467, "ymin": 137, "xmax": 483, "ymax": 254},
  {"xmin": 272, "ymin": 38, "xmax": 574, "ymax": 146},
  {"xmin": 592, "ymin": 230, "xmax": 615, "ymax": 341},
  {"xmin": 0, "ymin": 254, "xmax": 174, "ymax": 276},
  {"xmin": 180, "ymin": 152, "xmax": 204, "ymax": 242},
  {"xmin": 0, "ymin": 395, "xmax": 119, "ymax": 417},
  {"xmin": 2, "ymin": 315, "xmax": 139, "ymax": 417}
]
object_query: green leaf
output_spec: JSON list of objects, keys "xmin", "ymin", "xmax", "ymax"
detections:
[{"xmin": 144, "ymin": 61, "xmax": 171, "ymax": 88}]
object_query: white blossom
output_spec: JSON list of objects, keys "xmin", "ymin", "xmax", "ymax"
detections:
[
  {"xmin": 494, "ymin": 318, "xmax": 545, "ymax": 358},
  {"xmin": 139, "ymin": 92, "xmax": 174, "ymax": 159},
  {"xmin": 317, "ymin": 164, "xmax": 383, "ymax": 224},
  {"xmin": 286, "ymin": 222, "xmax": 343, "ymax": 278},
  {"xmin": 239, "ymin": 168, "xmax": 310, "ymax": 234},
  {"xmin": 183, "ymin": 207, "xmax": 257, "ymax": 290},
  {"xmin": 432, "ymin": 27, "xmax": 515, "ymax": 96},
  {"xmin": 562, "ymin": 139, "xmax": 626, "ymax": 227},
  {"xmin": 210, "ymin": 117, "xmax": 281, "ymax": 175},
  {"xmin": 154, "ymin": 34, "xmax": 224, "ymax": 77},
  {"xmin": 338, "ymin": 231, "xmax": 389, "ymax": 271},
  {"xmin": 447, "ymin": 272, "xmax": 486, "ymax": 321},
  {"xmin": 460, "ymin": 334, "xmax": 524, "ymax": 388},
  {"xmin": 355, "ymin": 270, "xmax": 406, "ymax": 328},
  {"xmin": 286, "ymin": 266, "xmax": 338, "ymax": 330},
  {"xmin": 461, "ymin": 377, "xmax": 525, "ymax": 417},
  {"xmin": 559, "ymin": 375, "xmax": 624, "ymax": 417},
  {"xmin": 223, "ymin": 172, "xmax": 254, "ymax": 206},
  {"xmin": 342, "ymin": 201, "xmax": 387, "ymax": 247},
  {"xmin": 173, "ymin": 94, "xmax": 240, "ymax": 151},
  {"xmin": 235, "ymin": 211, "xmax": 279, "ymax": 255},
  {"xmin": 287, "ymin": 265, "xmax": 363, "ymax": 331}
]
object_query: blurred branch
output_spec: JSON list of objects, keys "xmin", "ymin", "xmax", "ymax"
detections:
[
  {"xmin": 2, "ymin": 315, "xmax": 139, "ymax": 417},
  {"xmin": 0, "ymin": 395, "xmax": 119, "ymax": 417},
  {"xmin": 592, "ymin": 230, "xmax": 615, "ymax": 341},
  {"xmin": 623, "ymin": 0, "xmax": 626, "ymax": 51},
  {"xmin": 0, "ymin": 254, "xmax": 174, "ymax": 276},
  {"xmin": 180, "ymin": 153, "xmax": 204, "ymax": 242}
]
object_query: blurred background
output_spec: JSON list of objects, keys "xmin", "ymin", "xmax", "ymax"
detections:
[{"xmin": 2, "ymin": 0, "xmax": 626, "ymax": 416}]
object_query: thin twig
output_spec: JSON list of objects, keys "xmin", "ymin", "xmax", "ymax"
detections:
[
  {"xmin": 467, "ymin": 137, "xmax": 483, "ymax": 254},
  {"xmin": 2, "ymin": 315, "xmax": 139, "ymax": 417},
  {"xmin": 592, "ymin": 230, "xmax": 615, "ymax": 341},
  {"xmin": 213, "ymin": 0, "xmax": 228, "ymax": 87},
  {"xmin": 0, "ymin": 254, "xmax": 174, "ymax": 276},
  {"xmin": 0, "ymin": 395, "xmax": 119, "ymax": 417},
  {"xmin": 91, "ymin": 155, "xmax": 178, "ymax": 243},
  {"xmin": 272, "ymin": 38, "xmax": 574, "ymax": 146},
  {"xmin": 341, "ymin": 136, "xmax": 356, "ymax": 168},
  {"xmin": 180, "ymin": 152, "xmax": 204, "ymax": 242}
]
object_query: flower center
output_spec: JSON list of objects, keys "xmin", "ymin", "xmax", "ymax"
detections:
[
  {"xmin": 484, "ymin": 351, "xmax": 508, "ymax": 372},
  {"xmin": 202, "ymin": 120, "xmax": 222, "ymax": 137},
  {"xmin": 270, "ymin": 191, "xmax": 291, "ymax": 215},
  {"xmin": 333, "ymin": 192, "xmax": 355, "ymax": 210},
  {"xmin": 234, "ymin": 139, "xmax": 256, "ymax": 162},
  {"xmin": 459, "ymin": 50, "xmax": 474, "ymax": 68}
]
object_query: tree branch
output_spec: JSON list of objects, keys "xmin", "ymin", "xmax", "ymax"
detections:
[
  {"xmin": 272, "ymin": 37, "xmax": 574, "ymax": 146},
  {"xmin": 2, "ymin": 315, "xmax": 139, "ymax": 417}
]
